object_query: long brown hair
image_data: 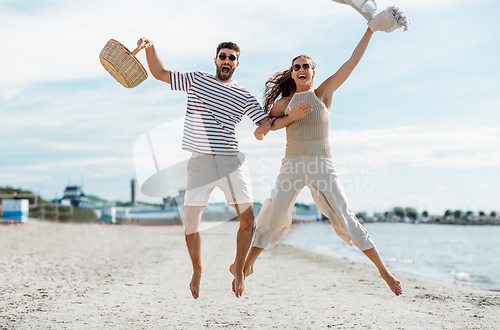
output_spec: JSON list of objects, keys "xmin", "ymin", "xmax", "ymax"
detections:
[{"xmin": 263, "ymin": 55, "xmax": 316, "ymax": 113}]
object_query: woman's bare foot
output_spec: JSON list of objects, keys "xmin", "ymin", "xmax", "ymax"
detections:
[
  {"xmin": 361, "ymin": 247, "xmax": 402, "ymax": 296},
  {"xmin": 380, "ymin": 270, "xmax": 402, "ymax": 296},
  {"xmin": 231, "ymin": 263, "xmax": 254, "ymax": 294},
  {"xmin": 189, "ymin": 264, "xmax": 206, "ymax": 299},
  {"xmin": 243, "ymin": 263, "xmax": 254, "ymax": 279},
  {"xmin": 229, "ymin": 263, "xmax": 245, "ymax": 298}
]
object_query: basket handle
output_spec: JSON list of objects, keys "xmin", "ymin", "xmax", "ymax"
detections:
[{"xmin": 131, "ymin": 41, "xmax": 146, "ymax": 56}]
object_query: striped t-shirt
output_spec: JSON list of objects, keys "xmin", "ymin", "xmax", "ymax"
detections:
[{"xmin": 171, "ymin": 71, "xmax": 268, "ymax": 155}]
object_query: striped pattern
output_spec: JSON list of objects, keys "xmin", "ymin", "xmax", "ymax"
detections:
[{"xmin": 171, "ymin": 71, "xmax": 268, "ymax": 155}]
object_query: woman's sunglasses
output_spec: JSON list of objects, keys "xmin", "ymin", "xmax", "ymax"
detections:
[
  {"xmin": 292, "ymin": 63, "xmax": 310, "ymax": 71},
  {"xmin": 218, "ymin": 54, "xmax": 237, "ymax": 61}
]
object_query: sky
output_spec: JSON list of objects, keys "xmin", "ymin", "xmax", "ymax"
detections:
[{"xmin": 1, "ymin": 0, "xmax": 499, "ymax": 215}]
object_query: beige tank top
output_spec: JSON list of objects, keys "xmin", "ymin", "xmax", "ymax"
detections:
[{"xmin": 284, "ymin": 89, "xmax": 332, "ymax": 158}]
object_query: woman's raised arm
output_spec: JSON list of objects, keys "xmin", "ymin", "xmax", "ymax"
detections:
[{"xmin": 315, "ymin": 28, "xmax": 373, "ymax": 109}]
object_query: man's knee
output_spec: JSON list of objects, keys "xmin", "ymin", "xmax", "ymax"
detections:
[
  {"xmin": 184, "ymin": 222, "xmax": 200, "ymax": 235},
  {"xmin": 235, "ymin": 203, "xmax": 253, "ymax": 215},
  {"xmin": 236, "ymin": 203, "xmax": 254, "ymax": 226},
  {"xmin": 183, "ymin": 205, "xmax": 204, "ymax": 234}
]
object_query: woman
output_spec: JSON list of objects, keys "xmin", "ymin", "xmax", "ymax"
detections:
[{"xmin": 247, "ymin": 27, "xmax": 402, "ymax": 296}]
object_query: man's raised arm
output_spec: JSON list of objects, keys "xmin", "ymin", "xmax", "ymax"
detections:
[{"xmin": 138, "ymin": 37, "xmax": 171, "ymax": 84}]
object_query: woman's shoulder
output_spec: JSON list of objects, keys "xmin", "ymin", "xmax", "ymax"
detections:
[
  {"xmin": 276, "ymin": 96, "xmax": 292, "ymax": 105},
  {"xmin": 271, "ymin": 96, "xmax": 292, "ymax": 116}
]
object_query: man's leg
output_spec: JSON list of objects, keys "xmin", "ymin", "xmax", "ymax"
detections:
[
  {"xmin": 184, "ymin": 205, "xmax": 205, "ymax": 299},
  {"xmin": 229, "ymin": 202, "xmax": 253, "ymax": 298}
]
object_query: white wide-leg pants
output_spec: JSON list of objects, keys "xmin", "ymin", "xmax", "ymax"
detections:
[{"xmin": 253, "ymin": 156, "xmax": 375, "ymax": 251}]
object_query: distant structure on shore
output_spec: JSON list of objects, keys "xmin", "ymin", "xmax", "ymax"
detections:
[
  {"xmin": 291, "ymin": 203, "xmax": 322, "ymax": 223},
  {"xmin": 363, "ymin": 208, "xmax": 499, "ymax": 226},
  {"xmin": 287, "ymin": 204, "xmax": 499, "ymax": 226},
  {"xmin": 59, "ymin": 185, "xmax": 94, "ymax": 208}
]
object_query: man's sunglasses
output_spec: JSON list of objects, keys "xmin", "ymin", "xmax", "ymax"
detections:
[
  {"xmin": 292, "ymin": 63, "xmax": 311, "ymax": 71},
  {"xmin": 218, "ymin": 54, "xmax": 237, "ymax": 61}
]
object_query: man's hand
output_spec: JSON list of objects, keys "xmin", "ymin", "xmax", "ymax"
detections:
[
  {"xmin": 138, "ymin": 37, "xmax": 153, "ymax": 49},
  {"xmin": 254, "ymin": 117, "xmax": 277, "ymax": 140},
  {"xmin": 287, "ymin": 102, "xmax": 313, "ymax": 121}
]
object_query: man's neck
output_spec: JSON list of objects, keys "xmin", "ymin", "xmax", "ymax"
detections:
[{"xmin": 216, "ymin": 77, "xmax": 233, "ymax": 83}]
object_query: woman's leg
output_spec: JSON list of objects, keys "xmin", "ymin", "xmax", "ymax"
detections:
[
  {"xmin": 242, "ymin": 246, "xmax": 264, "ymax": 278},
  {"xmin": 363, "ymin": 247, "xmax": 403, "ymax": 296},
  {"xmin": 309, "ymin": 157, "xmax": 402, "ymax": 295},
  {"xmin": 243, "ymin": 158, "xmax": 304, "ymax": 278},
  {"xmin": 309, "ymin": 157, "xmax": 373, "ymax": 249}
]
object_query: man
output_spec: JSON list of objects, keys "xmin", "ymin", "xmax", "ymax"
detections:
[{"xmin": 138, "ymin": 38, "xmax": 272, "ymax": 299}]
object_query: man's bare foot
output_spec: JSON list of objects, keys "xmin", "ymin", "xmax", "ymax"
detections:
[
  {"xmin": 189, "ymin": 264, "xmax": 206, "ymax": 299},
  {"xmin": 229, "ymin": 263, "xmax": 245, "ymax": 298},
  {"xmin": 380, "ymin": 270, "xmax": 402, "ymax": 296}
]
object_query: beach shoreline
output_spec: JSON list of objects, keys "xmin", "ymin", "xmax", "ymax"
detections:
[
  {"xmin": 1, "ymin": 220, "xmax": 499, "ymax": 329},
  {"xmin": 282, "ymin": 221, "xmax": 500, "ymax": 293}
]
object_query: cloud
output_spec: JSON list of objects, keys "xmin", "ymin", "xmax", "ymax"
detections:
[
  {"xmin": 376, "ymin": 0, "xmax": 495, "ymax": 12},
  {"xmin": 1, "ymin": 0, "xmax": 499, "ymax": 210},
  {"xmin": 1, "ymin": 0, "xmax": 497, "ymax": 90},
  {"xmin": 5, "ymin": 156, "xmax": 133, "ymax": 174},
  {"xmin": 334, "ymin": 127, "xmax": 500, "ymax": 169},
  {"xmin": 239, "ymin": 125, "xmax": 500, "ymax": 171},
  {"xmin": 471, "ymin": 184, "xmax": 488, "ymax": 190},
  {"xmin": 0, "ymin": 0, "xmax": 350, "ymax": 89}
]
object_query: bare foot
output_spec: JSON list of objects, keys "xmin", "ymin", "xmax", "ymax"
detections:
[
  {"xmin": 229, "ymin": 263, "xmax": 245, "ymax": 298},
  {"xmin": 380, "ymin": 270, "xmax": 402, "ymax": 296},
  {"xmin": 243, "ymin": 263, "xmax": 253, "ymax": 279},
  {"xmin": 189, "ymin": 264, "xmax": 206, "ymax": 299},
  {"xmin": 243, "ymin": 263, "xmax": 254, "ymax": 279}
]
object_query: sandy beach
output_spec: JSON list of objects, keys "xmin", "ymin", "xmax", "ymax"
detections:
[{"xmin": 1, "ymin": 221, "xmax": 499, "ymax": 329}]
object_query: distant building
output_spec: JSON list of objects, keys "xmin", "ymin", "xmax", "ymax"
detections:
[
  {"xmin": 292, "ymin": 203, "xmax": 321, "ymax": 223},
  {"xmin": 60, "ymin": 186, "xmax": 93, "ymax": 208}
]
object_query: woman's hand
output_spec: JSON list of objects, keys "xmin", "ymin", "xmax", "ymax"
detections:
[{"xmin": 287, "ymin": 102, "xmax": 313, "ymax": 121}]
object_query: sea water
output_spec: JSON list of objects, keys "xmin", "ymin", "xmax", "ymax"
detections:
[{"xmin": 281, "ymin": 222, "xmax": 500, "ymax": 291}]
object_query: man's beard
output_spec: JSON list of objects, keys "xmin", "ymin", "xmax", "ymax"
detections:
[{"xmin": 216, "ymin": 65, "xmax": 235, "ymax": 81}]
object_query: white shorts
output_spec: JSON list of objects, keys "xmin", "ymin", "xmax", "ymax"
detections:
[{"xmin": 184, "ymin": 152, "xmax": 253, "ymax": 207}]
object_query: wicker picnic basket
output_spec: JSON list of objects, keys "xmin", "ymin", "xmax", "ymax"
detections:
[{"xmin": 99, "ymin": 39, "xmax": 148, "ymax": 88}]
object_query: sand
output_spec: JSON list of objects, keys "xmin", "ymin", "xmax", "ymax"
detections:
[{"xmin": 1, "ymin": 220, "xmax": 499, "ymax": 329}]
